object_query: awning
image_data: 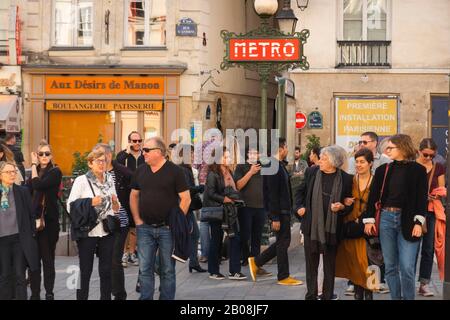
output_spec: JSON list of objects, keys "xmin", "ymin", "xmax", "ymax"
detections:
[{"xmin": 0, "ymin": 95, "xmax": 20, "ymax": 133}]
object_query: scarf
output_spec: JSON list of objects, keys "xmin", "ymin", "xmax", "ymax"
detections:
[
  {"xmin": 310, "ymin": 169, "xmax": 343, "ymax": 252},
  {"xmin": 85, "ymin": 170, "xmax": 114, "ymax": 221},
  {"xmin": 221, "ymin": 167, "xmax": 237, "ymax": 191},
  {"xmin": 0, "ymin": 184, "xmax": 10, "ymax": 210}
]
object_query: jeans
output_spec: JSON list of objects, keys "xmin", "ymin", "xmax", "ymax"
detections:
[
  {"xmin": 208, "ymin": 220, "xmax": 241, "ymax": 275},
  {"xmin": 238, "ymin": 207, "xmax": 266, "ymax": 262},
  {"xmin": 188, "ymin": 211, "xmax": 200, "ymax": 267},
  {"xmin": 379, "ymin": 210, "xmax": 420, "ymax": 300},
  {"xmin": 199, "ymin": 221, "xmax": 210, "ymax": 258},
  {"xmin": 137, "ymin": 224, "xmax": 175, "ymax": 300},
  {"xmin": 76, "ymin": 234, "xmax": 114, "ymax": 300},
  {"xmin": 418, "ymin": 211, "xmax": 436, "ymax": 284},
  {"xmin": 0, "ymin": 234, "xmax": 27, "ymax": 300},
  {"xmin": 255, "ymin": 214, "xmax": 291, "ymax": 281},
  {"xmin": 30, "ymin": 222, "xmax": 59, "ymax": 298},
  {"xmin": 112, "ymin": 226, "xmax": 129, "ymax": 300}
]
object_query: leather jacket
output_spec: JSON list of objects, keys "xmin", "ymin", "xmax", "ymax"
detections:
[{"xmin": 203, "ymin": 171, "xmax": 225, "ymax": 207}]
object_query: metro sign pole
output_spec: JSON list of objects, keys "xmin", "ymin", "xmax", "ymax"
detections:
[{"xmin": 220, "ymin": 17, "xmax": 309, "ymax": 130}]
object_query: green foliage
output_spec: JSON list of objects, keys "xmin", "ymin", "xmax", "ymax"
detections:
[
  {"xmin": 301, "ymin": 134, "xmax": 321, "ymax": 161},
  {"xmin": 71, "ymin": 134, "xmax": 105, "ymax": 176}
]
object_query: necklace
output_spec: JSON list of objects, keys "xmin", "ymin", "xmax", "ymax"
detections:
[{"xmin": 356, "ymin": 173, "xmax": 372, "ymax": 213}]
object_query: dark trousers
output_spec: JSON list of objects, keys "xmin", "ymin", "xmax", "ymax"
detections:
[
  {"xmin": 238, "ymin": 207, "xmax": 266, "ymax": 262},
  {"xmin": 304, "ymin": 235, "xmax": 337, "ymax": 300},
  {"xmin": 208, "ymin": 220, "xmax": 241, "ymax": 274},
  {"xmin": 112, "ymin": 227, "xmax": 129, "ymax": 300},
  {"xmin": 254, "ymin": 214, "xmax": 291, "ymax": 281},
  {"xmin": 76, "ymin": 234, "xmax": 114, "ymax": 300},
  {"xmin": 0, "ymin": 234, "xmax": 27, "ymax": 300},
  {"xmin": 188, "ymin": 211, "xmax": 200, "ymax": 267},
  {"xmin": 30, "ymin": 223, "xmax": 59, "ymax": 298},
  {"xmin": 418, "ymin": 211, "xmax": 436, "ymax": 284}
]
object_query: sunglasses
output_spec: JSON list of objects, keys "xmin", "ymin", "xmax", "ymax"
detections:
[
  {"xmin": 422, "ymin": 152, "xmax": 435, "ymax": 159},
  {"xmin": 358, "ymin": 140, "xmax": 373, "ymax": 145},
  {"xmin": 38, "ymin": 152, "xmax": 51, "ymax": 157},
  {"xmin": 131, "ymin": 139, "xmax": 142, "ymax": 143},
  {"xmin": 142, "ymin": 147, "xmax": 160, "ymax": 153}
]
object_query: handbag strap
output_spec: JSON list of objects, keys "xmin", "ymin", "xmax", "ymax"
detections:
[
  {"xmin": 427, "ymin": 163, "xmax": 436, "ymax": 194},
  {"xmin": 86, "ymin": 176, "xmax": 96, "ymax": 197},
  {"xmin": 378, "ymin": 164, "xmax": 390, "ymax": 203}
]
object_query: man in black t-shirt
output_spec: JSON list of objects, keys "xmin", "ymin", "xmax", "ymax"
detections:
[{"xmin": 130, "ymin": 137, "xmax": 190, "ymax": 300}]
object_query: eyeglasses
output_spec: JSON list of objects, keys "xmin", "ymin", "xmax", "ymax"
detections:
[
  {"xmin": 385, "ymin": 146, "xmax": 398, "ymax": 152},
  {"xmin": 2, "ymin": 170, "xmax": 17, "ymax": 175},
  {"xmin": 358, "ymin": 140, "xmax": 374, "ymax": 145},
  {"xmin": 131, "ymin": 139, "xmax": 142, "ymax": 143},
  {"xmin": 422, "ymin": 152, "xmax": 435, "ymax": 159},
  {"xmin": 38, "ymin": 152, "xmax": 51, "ymax": 157},
  {"xmin": 142, "ymin": 147, "xmax": 160, "ymax": 153},
  {"xmin": 93, "ymin": 159, "xmax": 106, "ymax": 164}
]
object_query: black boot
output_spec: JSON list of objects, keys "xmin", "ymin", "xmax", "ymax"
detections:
[
  {"xmin": 354, "ymin": 285, "xmax": 364, "ymax": 300},
  {"xmin": 364, "ymin": 289, "xmax": 373, "ymax": 300}
]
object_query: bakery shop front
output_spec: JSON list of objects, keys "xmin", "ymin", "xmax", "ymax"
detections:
[{"xmin": 22, "ymin": 66, "xmax": 185, "ymax": 175}]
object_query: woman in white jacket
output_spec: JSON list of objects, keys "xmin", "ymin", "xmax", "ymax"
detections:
[{"xmin": 67, "ymin": 149, "xmax": 120, "ymax": 300}]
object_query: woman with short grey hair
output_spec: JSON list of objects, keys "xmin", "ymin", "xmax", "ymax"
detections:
[{"xmin": 295, "ymin": 145, "xmax": 354, "ymax": 300}]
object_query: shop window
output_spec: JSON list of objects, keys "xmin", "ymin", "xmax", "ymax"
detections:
[
  {"xmin": 124, "ymin": 0, "xmax": 166, "ymax": 47},
  {"xmin": 53, "ymin": 0, "xmax": 93, "ymax": 47},
  {"xmin": 144, "ymin": 111, "xmax": 162, "ymax": 139},
  {"xmin": 120, "ymin": 111, "xmax": 139, "ymax": 150}
]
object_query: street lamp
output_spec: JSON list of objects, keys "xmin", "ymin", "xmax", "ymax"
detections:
[
  {"xmin": 296, "ymin": 0, "xmax": 310, "ymax": 11},
  {"xmin": 254, "ymin": 0, "xmax": 278, "ymax": 18},
  {"xmin": 275, "ymin": 0, "xmax": 298, "ymax": 35}
]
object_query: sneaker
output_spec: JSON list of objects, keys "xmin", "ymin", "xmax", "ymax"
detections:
[
  {"xmin": 377, "ymin": 283, "xmax": 390, "ymax": 294},
  {"xmin": 129, "ymin": 253, "xmax": 139, "ymax": 266},
  {"xmin": 228, "ymin": 272, "xmax": 247, "ymax": 280},
  {"xmin": 256, "ymin": 268, "xmax": 272, "ymax": 277},
  {"xmin": 248, "ymin": 257, "xmax": 258, "ymax": 282},
  {"xmin": 344, "ymin": 284, "xmax": 355, "ymax": 296},
  {"xmin": 418, "ymin": 284, "xmax": 435, "ymax": 297},
  {"xmin": 209, "ymin": 273, "xmax": 225, "ymax": 280},
  {"xmin": 121, "ymin": 253, "xmax": 129, "ymax": 268},
  {"xmin": 277, "ymin": 277, "xmax": 303, "ymax": 286}
]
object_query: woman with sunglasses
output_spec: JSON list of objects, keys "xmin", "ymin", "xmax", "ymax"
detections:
[
  {"xmin": 27, "ymin": 140, "xmax": 62, "ymax": 300},
  {"xmin": 364, "ymin": 134, "xmax": 427, "ymax": 300},
  {"xmin": 415, "ymin": 138, "xmax": 445, "ymax": 297},
  {"xmin": 67, "ymin": 150, "xmax": 120, "ymax": 300}
]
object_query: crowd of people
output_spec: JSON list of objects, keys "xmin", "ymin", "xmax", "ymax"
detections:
[{"xmin": 0, "ymin": 130, "xmax": 446, "ymax": 301}]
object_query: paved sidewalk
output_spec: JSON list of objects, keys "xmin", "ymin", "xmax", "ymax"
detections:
[{"xmin": 44, "ymin": 223, "xmax": 443, "ymax": 300}]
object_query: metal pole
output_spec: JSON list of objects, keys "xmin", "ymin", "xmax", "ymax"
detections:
[
  {"xmin": 261, "ymin": 78, "xmax": 268, "ymax": 129},
  {"xmin": 444, "ymin": 74, "xmax": 450, "ymax": 300},
  {"xmin": 276, "ymin": 77, "xmax": 287, "ymax": 138}
]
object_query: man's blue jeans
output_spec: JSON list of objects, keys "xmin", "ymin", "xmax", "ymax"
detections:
[
  {"xmin": 136, "ymin": 224, "xmax": 175, "ymax": 300},
  {"xmin": 379, "ymin": 210, "xmax": 420, "ymax": 300}
]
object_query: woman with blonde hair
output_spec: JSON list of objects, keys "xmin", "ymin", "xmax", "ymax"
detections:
[
  {"xmin": 28, "ymin": 140, "xmax": 62, "ymax": 300},
  {"xmin": 67, "ymin": 150, "xmax": 120, "ymax": 300},
  {"xmin": 364, "ymin": 134, "xmax": 427, "ymax": 300}
]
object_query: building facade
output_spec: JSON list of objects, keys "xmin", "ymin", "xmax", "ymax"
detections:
[
  {"xmin": 289, "ymin": 0, "xmax": 450, "ymax": 157},
  {"xmin": 1, "ymin": 0, "xmax": 278, "ymax": 175}
]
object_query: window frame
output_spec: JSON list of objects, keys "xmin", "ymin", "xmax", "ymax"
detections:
[
  {"xmin": 337, "ymin": 0, "xmax": 391, "ymax": 41},
  {"xmin": 123, "ymin": 0, "xmax": 167, "ymax": 48},
  {"xmin": 52, "ymin": 0, "xmax": 94, "ymax": 47}
]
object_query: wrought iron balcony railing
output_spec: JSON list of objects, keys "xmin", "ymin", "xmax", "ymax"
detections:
[{"xmin": 336, "ymin": 40, "xmax": 391, "ymax": 68}]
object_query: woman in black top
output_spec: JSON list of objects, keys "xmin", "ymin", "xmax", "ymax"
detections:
[
  {"xmin": 364, "ymin": 134, "xmax": 427, "ymax": 300},
  {"xmin": 28, "ymin": 140, "xmax": 62, "ymax": 300}
]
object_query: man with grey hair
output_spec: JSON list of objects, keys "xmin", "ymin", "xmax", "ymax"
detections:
[
  {"xmin": 296, "ymin": 145, "xmax": 354, "ymax": 300},
  {"xmin": 130, "ymin": 137, "xmax": 190, "ymax": 300}
]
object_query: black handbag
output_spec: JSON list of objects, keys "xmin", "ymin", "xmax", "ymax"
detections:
[
  {"xmin": 200, "ymin": 207, "xmax": 223, "ymax": 222},
  {"xmin": 190, "ymin": 194, "xmax": 203, "ymax": 211},
  {"xmin": 102, "ymin": 215, "xmax": 120, "ymax": 234},
  {"xmin": 343, "ymin": 220, "xmax": 365, "ymax": 239}
]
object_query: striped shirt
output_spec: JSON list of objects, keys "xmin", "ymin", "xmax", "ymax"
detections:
[{"xmin": 109, "ymin": 170, "xmax": 129, "ymax": 228}]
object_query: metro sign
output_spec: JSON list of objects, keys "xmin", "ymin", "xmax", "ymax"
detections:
[{"xmin": 229, "ymin": 38, "xmax": 301, "ymax": 62}]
